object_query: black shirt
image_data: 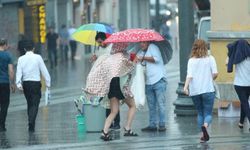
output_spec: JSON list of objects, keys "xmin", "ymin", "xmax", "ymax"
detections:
[{"xmin": 46, "ymin": 33, "xmax": 58, "ymax": 49}]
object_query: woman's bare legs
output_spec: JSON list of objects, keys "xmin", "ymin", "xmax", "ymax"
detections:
[
  {"xmin": 103, "ymin": 97, "xmax": 119, "ymax": 133},
  {"xmin": 124, "ymin": 98, "xmax": 136, "ymax": 130}
]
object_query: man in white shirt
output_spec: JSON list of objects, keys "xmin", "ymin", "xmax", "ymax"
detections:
[
  {"xmin": 16, "ymin": 40, "xmax": 51, "ymax": 132},
  {"xmin": 136, "ymin": 42, "xmax": 167, "ymax": 132}
]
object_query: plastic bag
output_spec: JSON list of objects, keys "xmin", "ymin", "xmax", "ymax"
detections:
[
  {"xmin": 45, "ymin": 87, "xmax": 51, "ymax": 105},
  {"xmin": 131, "ymin": 64, "xmax": 146, "ymax": 109}
]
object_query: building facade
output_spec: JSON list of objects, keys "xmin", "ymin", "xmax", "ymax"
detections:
[{"xmin": 209, "ymin": 0, "xmax": 250, "ymax": 100}]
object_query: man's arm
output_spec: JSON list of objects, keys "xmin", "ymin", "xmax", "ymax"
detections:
[
  {"xmin": 15, "ymin": 59, "xmax": 23, "ymax": 90},
  {"xmin": 183, "ymin": 77, "xmax": 192, "ymax": 95},
  {"xmin": 8, "ymin": 64, "xmax": 15, "ymax": 92},
  {"xmin": 56, "ymin": 35, "xmax": 60, "ymax": 49},
  {"xmin": 138, "ymin": 56, "xmax": 155, "ymax": 63},
  {"xmin": 39, "ymin": 56, "xmax": 51, "ymax": 88}
]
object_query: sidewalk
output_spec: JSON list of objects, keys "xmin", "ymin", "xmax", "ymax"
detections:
[{"xmin": 2, "ymin": 49, "xmax": 250, "ymax": 150}]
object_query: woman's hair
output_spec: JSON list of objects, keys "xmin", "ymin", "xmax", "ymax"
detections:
[
  {"xmin": 0, "ymin": 38, "xmax": 7, "ymax": 46},
  {"xmin": 110, "ymin": 42, "xmax": 129, "ymax": 54},
  {"xmin": 190, "ymin": 39, "xmax": 208, "ymax": 58}
]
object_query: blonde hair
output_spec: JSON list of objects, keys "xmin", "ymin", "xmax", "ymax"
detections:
[{"xmin": 190, "ymin": 39, "xmax": 208, "ymax": 58}]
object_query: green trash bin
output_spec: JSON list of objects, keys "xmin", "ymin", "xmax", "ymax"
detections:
[{"xmin": 84, "ymin": 104, "xmax": 106, "ymax": 132}]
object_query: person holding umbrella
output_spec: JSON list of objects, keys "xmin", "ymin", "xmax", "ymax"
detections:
[
  {"xmin": 135, "ymin": 41, "xmax": 168, "ymax": 132},
  {"xmin": 103, "ymin": 28, "xmax": 172, "ymax": 132}
]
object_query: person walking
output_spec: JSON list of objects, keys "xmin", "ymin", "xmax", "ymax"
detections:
[
  {"xmin": 46, "ymin": 27, "xmax": 59, "ymax": 69},
  {"xmin": 59, "ymin": 24, "xmax": 69, "ymax": 61},
  {"xmin": 0, "ymin": 38, "xmax": 15, "ymax": 132},
  {"xmin": 68, "ymin": 25, "xmax": 77, "ymax": 60},
  {"xmin": 16, "ymin": 40, "xmax": 51, "ymax": 132},
  {"xmin": 183, "ymin": 39, "xmax": 218, "ymax": 142},
  {"xmin": 17, "ymin": 34, "xmax": 27, "ymax": 56},
  {"xmin": 226, "ymin": 39, "xmax": 250, "ymax": 130},
  {"xmin": 136, "ymin": 41, "xmax": 168, "ymax": 132}
]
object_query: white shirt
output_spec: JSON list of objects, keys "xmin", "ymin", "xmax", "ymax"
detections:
[
  {"xmin": 68, "ymin": 28, "xmax": 76, "ymax": 40},
  {"xmin": 234, "ymin": 57, "xmax": 250, "ymax": 86},
  {"xmin": 16, "ymin": 51, "xmax": 51, "ymax": 88},
  {"xmin": 138, "ymin": 43, "xmax": 167, "ymax": 85},
  {"xmin": 187, "ymin": 55, "xmax": 218, "ymax": 96}
]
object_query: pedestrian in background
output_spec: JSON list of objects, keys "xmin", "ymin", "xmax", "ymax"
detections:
[
  {"xmin": 59, "ymin": 24, "xmax": 69, "ymax": 61},
  {"xmin": 0, "ymin": 38, "xmax": 15, "ymax": 132},
  {"xmin": 68, "ymin": 25, "xmax": 77, "ymax": 61},
  {"xmin": 16, "ymin": 40, "xmax": 51, "ymax": 132},
  {"xmin": 226, "ymin": 39, "xmax": 250, "ymax": 130},
  {"xmin": 46, "ymin": 27, "xmax": 59, "ymax": 69},
  {"xmin": 183, "ymin": 39, "xmax": 218, "ymax": 143},
  {"xmin": 136, "ymin": 41, "xmax": 168, "ymax": 132},
  {"xmin": 17, "ymin": 34, "xmax": 27, "ymax": 56}
]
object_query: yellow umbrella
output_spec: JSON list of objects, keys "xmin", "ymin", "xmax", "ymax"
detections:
[{"xmin": 72, "ymin": 23, "xmax": 113, "ymax": 46}]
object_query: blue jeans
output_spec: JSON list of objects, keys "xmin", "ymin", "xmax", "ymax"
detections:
[
  {"xmin": 191, "ymin": 92, "xmax": 215, "ymax": 130},
  {"xmin": 146, "ymin": 78, "xmax": 167, "ymax": 127}
]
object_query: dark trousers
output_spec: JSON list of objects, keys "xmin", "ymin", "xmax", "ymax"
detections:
[
  {"xmin": 23, "ymin": 81, "xmax": 41, "ymax": 127},
  {"xmin": 234, "ymin": 85, "xmax": 250, "ymax": 123},
  {"xmin": 60, "ymin": 45, "xmax": 68, "ymax": 61},
  {"xmin": 0, "ymin": 83, "xmax": 10, "ymax": 128},
  {"xmin": 48, "ymin": 48, "xmax": 57, "ymax": 68},
  {"xmin": 69, "ymin": 40, "xmax": 77, "ymax": 60},
  {"xmin": 106, "ymin": 109, "xmax": 120, "ymax": 127}
]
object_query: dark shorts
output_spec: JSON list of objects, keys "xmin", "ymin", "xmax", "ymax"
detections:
[{"xmin": 108, "ymin": 77, "xmax": 125, "ymax": 100}]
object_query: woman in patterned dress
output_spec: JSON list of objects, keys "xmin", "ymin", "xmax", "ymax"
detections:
[{"xmin": 85, "ymin": 43, "xmax": 138, "ymax": 141}]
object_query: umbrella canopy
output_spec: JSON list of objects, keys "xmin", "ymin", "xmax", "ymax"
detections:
[
  {"xmin": 72, "ymin": 23, "xmax": 113, "ymax": 46},
  {"xmin": 103, "ymin": 28, "xmax": 164, "ymax": 43},
  {"xmin": 152, "ymin": 39, "xmax": 173, "ymax": 64}
]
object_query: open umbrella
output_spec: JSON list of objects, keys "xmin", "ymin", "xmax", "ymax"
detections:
[
  {"xmin": 127, "ymin": 39, "xmax": 173, "ymax": 65},
  {"xmin": 103, "ymin": 28, "xmax": 164, "ymax": 43},
  {"xmin": 72, "ymin": 23, "xmax": 113, "ymax": 46},
  {"xmin": 152, "ymin": 39, "xmax": 173, "ymax": 64},
  {"xmin": 104, "ymin": 28, "xmax": 173, "ymax": 64}
]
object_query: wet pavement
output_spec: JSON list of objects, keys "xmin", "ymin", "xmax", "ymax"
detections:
[{"xmin": 2, "ymin": 48, "xmax": 250, "ymax": 150}]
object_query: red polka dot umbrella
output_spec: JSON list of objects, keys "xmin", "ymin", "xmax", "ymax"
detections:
[
  {"xmin": 103, "ymin": 28, "xmax": 164, "ymax": 43},
  {"xmin": 104, "ymin": 28, "xmax": 173, "ymax": 64}
]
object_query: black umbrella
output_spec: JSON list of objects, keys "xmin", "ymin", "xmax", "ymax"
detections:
[{"xmin": 127, "ymin": 38, "xmax": 173, "ymax": 65}]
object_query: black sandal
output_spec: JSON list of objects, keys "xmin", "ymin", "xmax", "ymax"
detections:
[
  {"xmin": 124, "ymin": 128, "xmax": 138, "ymax": 136},
  {"xmin": 100, "ymin": 130, "xmax": 112, "ymax": 141}
]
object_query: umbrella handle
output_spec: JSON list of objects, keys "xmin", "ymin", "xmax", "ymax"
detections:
[
  {"xmin": 140, "ymin": 51, "xmax": 147, "ymax": 66},
  {"xmin": 93, "ymin": 42, "xmax": 97, "ymax": 54}
]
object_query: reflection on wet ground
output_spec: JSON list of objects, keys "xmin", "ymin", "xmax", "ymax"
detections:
[{"xmin": 3, "ymin": 51, "xmax": 250, "ymax": 149}]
